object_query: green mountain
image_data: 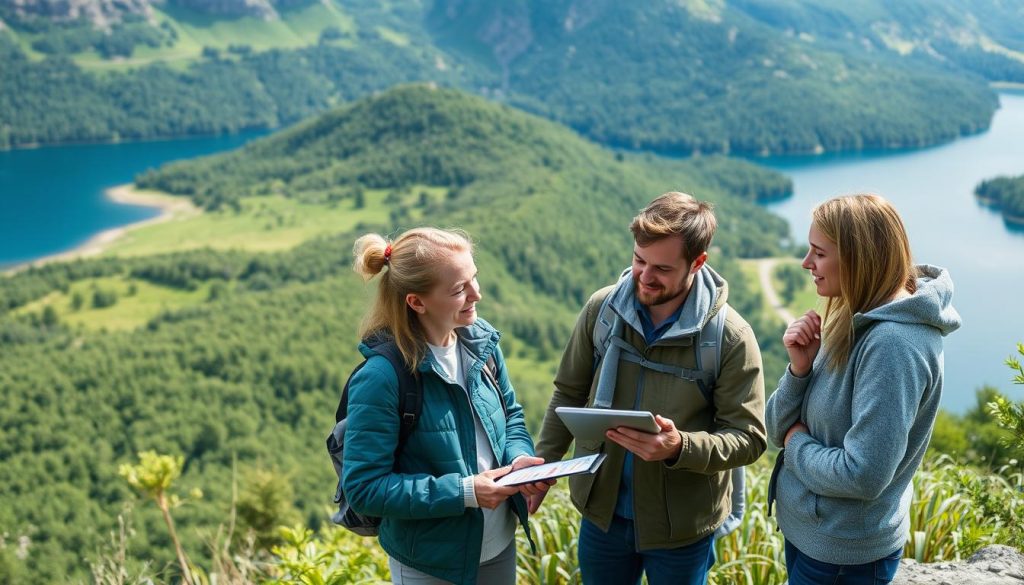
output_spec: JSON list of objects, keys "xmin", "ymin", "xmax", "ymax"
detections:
[
  {"xmin": 428, "ymin": 0, "xmax": 998, "ymax": 155},
  {"xmin": 0, "ymin": 0, "xmax": 1005, "ymax": 154},
  {"xmin": 0, "ymin": 85, "xmax": 792, "ymax": 582},
  {"xmin": 731, "ymin": 0, "xmax": 1024, "ymax": 83}
]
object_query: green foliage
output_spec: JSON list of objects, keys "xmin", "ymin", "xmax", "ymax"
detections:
[
  {"xmin": 259, "ymin": 454, "xmax": 1024, "ymax": 585},
  {"xmin": 776, "ymin": 263, "xmax": 806, "ymax": 305},
  {"xmin": 928, "ymin": 388, "xmax": 1021, "ymax": 466},
  {"xmin": 267, "ymin": 526, "xmax": 390, "ymax": 585},
  {"xmin": 987, "ymin": 343, "xmax": 1024, "ymax": 454},
  {"xmin": 119, "ymin": 451, "xmax": 200, "ymax": 585},
  {"xmin": 946, "ymin": 458, "xmax": 1024, "ymax": 553},
  {"xmin": 237, "ymin": 469, "xmax": 301, "ymax": 552},
  {"xmin": 92, "ymin": 287, "xmax": 119, "ymax": 309}
]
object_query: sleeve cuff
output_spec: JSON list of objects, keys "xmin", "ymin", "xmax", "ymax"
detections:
[
  {"xmin": 462, "ymin": 476, "xmax": 478, "ymax": 508},
  {"xmin": 664, "ymin": 432, "xmax": 690, "ymax": 469},
  {"xmin": 787, "ymin": 364, "xmax": 812, "ymax": 379},
  {"xmin": 784, "ymin": 431, "xmax": 814, "ymax": 467}
]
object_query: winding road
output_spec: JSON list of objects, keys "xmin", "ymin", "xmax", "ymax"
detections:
[{"xmin": 755, "ymin": 258, "xmax": 796, "ymax": 326}]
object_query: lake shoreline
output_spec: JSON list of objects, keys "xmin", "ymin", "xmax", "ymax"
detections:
[{"xmin": 2, "ymin": 185, "xmax": 198, "ymax": 275}]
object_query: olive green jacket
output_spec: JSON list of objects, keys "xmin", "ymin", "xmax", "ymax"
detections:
[{"xmin": 535, "ymin": 265, "xmax": 766, "ymax": 549}]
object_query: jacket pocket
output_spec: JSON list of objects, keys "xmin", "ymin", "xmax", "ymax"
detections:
[
  {"xmin": 569, "ymin": 440, "xmax": 602, "ymax": 509},
  {"xmin": 664, "ymin": 468, "xmax": 716, "ymax": 540}
]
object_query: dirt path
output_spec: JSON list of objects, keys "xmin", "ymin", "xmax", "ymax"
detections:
[{"xmin": 756, "ymin": 258, "xmax": 797, "ymax": 325}]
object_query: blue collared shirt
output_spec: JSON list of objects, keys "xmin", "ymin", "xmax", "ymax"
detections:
[{"xmin": 634, "ymin": 296, "xmax": 685, "ymax": 346}]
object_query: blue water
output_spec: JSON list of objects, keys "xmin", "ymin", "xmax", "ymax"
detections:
[
  {"xmin": 0, "ymin": 131, "xmax": 265, "ymax": 269},
  {"xmin": 757, "ymin": 91, "xmax": 1024, "ymax": 412}
]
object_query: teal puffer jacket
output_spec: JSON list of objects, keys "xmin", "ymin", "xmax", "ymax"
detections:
[{"xmin": 342, "ymin": 318, "xmax": 535, "ymax": 585}]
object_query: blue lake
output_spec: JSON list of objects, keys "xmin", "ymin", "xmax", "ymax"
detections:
[
  {"xmin": 0, "ymin": 131, "xmax": 265, "ymax": 269},
  {"xmin": 758, "ymin": 91, "xmax": 1024, "ymax": 412}
]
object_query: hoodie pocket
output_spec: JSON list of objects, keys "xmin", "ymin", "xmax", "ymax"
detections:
[{"xmin": 777, "ymin": 468, "xmax": 819, "ymax": 526}]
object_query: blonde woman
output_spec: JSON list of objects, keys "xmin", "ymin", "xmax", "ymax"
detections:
[
  {"xmin": 342, "ymin": 228, "xmax": 549, "ymax": 585},
  {"xmin": 766, "ymin": 194, "xmax": 961, "ymax": 585}
]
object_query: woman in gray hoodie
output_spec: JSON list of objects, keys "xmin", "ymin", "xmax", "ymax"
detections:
[{"xmin": 766, "ymin": 194, "xmax": 961, "ymax": 585}]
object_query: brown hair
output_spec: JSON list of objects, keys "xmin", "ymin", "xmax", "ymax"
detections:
[
  {"xmin": 352, "ymin": 227, "xmax": 472, "ymax": 370},
  {"xmin": 813, "ymin": 194, "xmax": 917, "ymax": 370},
  {"xmin": 629, "ymin": 192, "xmax": 717, "ymax": 264}
]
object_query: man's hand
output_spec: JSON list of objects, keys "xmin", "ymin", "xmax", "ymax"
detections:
[
  {"xmin": 472, "ymin": 466, "xmax": 519, "ymax": 509},
  {"xmin": 511, "ymin": 456, "xmax": 556, "ymax": 498},
  {"xmin": 606, "ymin": 414, "xmax": 682, "ymax": 462}
]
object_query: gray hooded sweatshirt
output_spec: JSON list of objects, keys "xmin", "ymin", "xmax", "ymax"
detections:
[{"xmin": 765, "ymin": 264, "xmax": 961, "ymax": 565}]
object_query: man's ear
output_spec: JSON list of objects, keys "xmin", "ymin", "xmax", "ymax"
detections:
[
  {"xmin": 406, "ymin": 293, "xmax": 427, "ymax": 314},
  {"xmin": 689, "ymin": 252, "xmax": 708, "ymax": 274}
]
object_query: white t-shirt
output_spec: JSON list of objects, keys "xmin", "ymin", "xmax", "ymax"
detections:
[{"xmin": 427, "ymin": 339, "xmax": 516, "ymax": 563}]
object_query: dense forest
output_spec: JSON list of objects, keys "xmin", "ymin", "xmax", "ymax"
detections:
[
  {"xmin": 975, "ymin": 174, "xmax": 1024, "ymax": 224},
  {"xmin": 0, "ymin": 86, "xmax": 796, "ymax": 582},
  {"xmin": 428, "ymin": 0, "xmax": 999, "ymax": 155},
  {"xmin": 0, "ymin": 0, "xmax": 1010, "ymax": 154}
]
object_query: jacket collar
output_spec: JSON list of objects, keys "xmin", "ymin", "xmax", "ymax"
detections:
[{"xmin": 418, "ymin": 317, "xmax": 500, "ymax": 376}]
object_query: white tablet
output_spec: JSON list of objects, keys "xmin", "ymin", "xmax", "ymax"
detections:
[{"xmin": 555, "ymin": 407, "xmax": 659, "ymax": 442}]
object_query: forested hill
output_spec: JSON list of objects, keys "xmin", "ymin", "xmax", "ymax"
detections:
[
  {"xmin": 0, "ymin": 85, "xmax": 793, "ymax": 582},
  {"xmin": 136, "ymin": 84, "xmax": 793, "ymax": 304},
  {"xmin": 0, "ymin": 0, "xmax": 1004, "ymax": 154},
  {"xmin": 976, "ymin": 173, "xmax": 1024, "ymax": 225}
]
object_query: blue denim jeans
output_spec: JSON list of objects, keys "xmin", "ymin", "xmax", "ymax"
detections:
[
  {"xmin": 578, "ymin": 516, "xmax": 716, "ymax": 585},
  {"xmin": 784, "ymin": 541, "xmax": 902, "ymax": 585}
]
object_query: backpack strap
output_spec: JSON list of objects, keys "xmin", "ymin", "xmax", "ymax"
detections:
[
  {"xmin": 336, "ymin": 336, "xmax": 422, "ymax": 440},
  {"xmin": 371, "ymin": 340, "xmax": 422, "ymax": 441},
  {"xmin": 481, "ymin": 354, "xmax": 508, "ymax": 420},
  {"xmin": 592, "ymin": 269, "xmax": 631, "ymax": 366},
  {"xmin": 693, "ymin": 305, "xmax": 728, "ymax": 406}
]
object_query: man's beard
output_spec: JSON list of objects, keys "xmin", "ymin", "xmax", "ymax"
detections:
[{"xmin": 633, "ymin": 277, "xmax": 685, "ymax": 307}]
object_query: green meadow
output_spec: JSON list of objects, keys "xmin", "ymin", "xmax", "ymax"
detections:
[
  {"xmin": 14, "ymin": 275, "xmax": 212, "ymax": 331},
  {"xmin": 101, "ymin": 186, "xmax": 449, "ymax": 257}
]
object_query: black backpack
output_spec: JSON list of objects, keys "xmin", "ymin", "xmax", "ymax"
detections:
[{"xmin": 327, "ymin": 336, "xmax": 502, "ymax": 536}]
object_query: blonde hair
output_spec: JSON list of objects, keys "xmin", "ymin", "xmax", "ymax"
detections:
[
  {"xmin": 813, "ymin": 194, "xmax": 917, "ymax": 370},
  {"xmin": 352, "ymin": 227, "xmax": 472, "ymax": 370},
  {"xmin": 630, "ymin": 192, "xmax": 717, "ymax": 264}
]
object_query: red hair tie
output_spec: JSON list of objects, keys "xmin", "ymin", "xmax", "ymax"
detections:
[{"xmin": 383, "ymin": 244, "xmax": 392, "ymax": 262}]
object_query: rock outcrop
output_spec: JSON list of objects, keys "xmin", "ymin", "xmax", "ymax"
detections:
[
  {"xmin": 1, "ymin": 0, "xmax": 153, "ymax": 28},
  {"xmin": 894, "ymin": 545, "xmax": 1024, "ymax": 585}
]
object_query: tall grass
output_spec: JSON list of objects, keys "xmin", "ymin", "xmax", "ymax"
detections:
[{"xmin": 98, "ymin": 452, "xmax": 1024, "ymax": 584}]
